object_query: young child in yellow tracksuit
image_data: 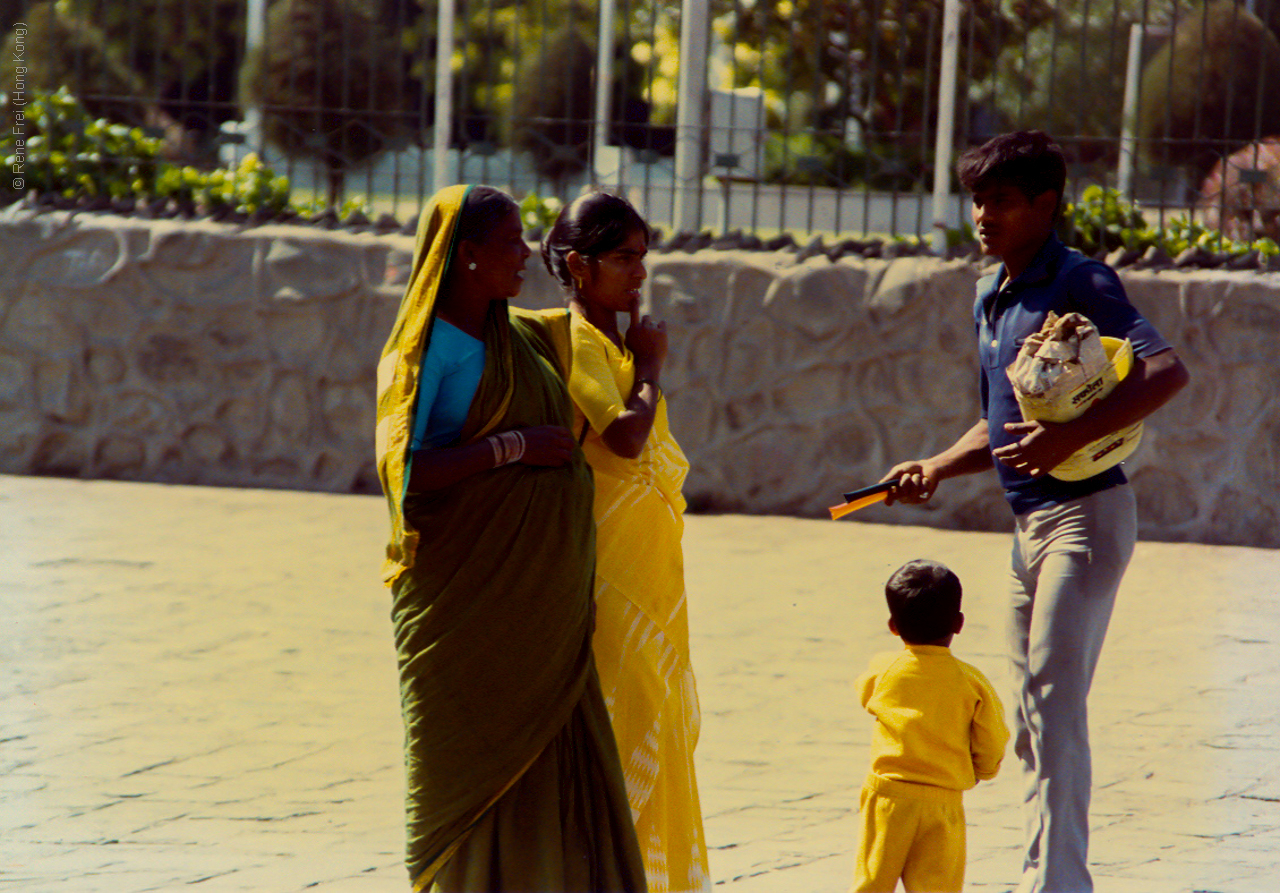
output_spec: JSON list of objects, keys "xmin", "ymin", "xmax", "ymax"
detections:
[{"xmin": 852, "ymin": 559, "xmax": 1009, "ymax": 893}]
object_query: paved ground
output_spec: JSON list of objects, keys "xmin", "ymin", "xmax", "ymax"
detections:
[{"xmin": 2, "ymin": 474, "xmax": 1278, "ymax": 892}]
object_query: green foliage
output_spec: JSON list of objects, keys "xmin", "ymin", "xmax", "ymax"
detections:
[
  {"xmin": 1, "ymin": 1, "xmax": 245, "ymax": 162},
  {"xmin": 716, "ymin": 0, "xmax": 1052, "ymax": 169},
  {"xmin": 991, "ymin": 2, "xmax": 1194, "ymax": 147},
  {"xmin": 1062, "ymin": 185, "xmax": 1149, "ymax": 255},
  {"xmin": 1061, "ymin": 185, "xmax": 1280, "ymax": 259},
  {"xmin": 511, "ymin": 24, "xmax": 596, "ymax": 188},
  {"xmin": 519, "ymin": 193, "xmax": 564, "ymax": 234},
  {"xmin": 3, "ymin": 88, "xmax": 290, "ymax": 216},
  {"xmin": 2, "ymin": 88, "xmax": 163, "ymax": 203},
  {"xmin": 763, "ymin": 131, "xmax": 865, "ymax": 188}
]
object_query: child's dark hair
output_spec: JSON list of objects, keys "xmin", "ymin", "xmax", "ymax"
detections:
[
  {"xmin": 456, "ymin": 185, "xmax": 518, "ymax": 246},
  {"xmin": 885, "ymin": 559, "xmax": 962, "ymax": 644},
  {"xmin": 541, "ymin": 191, "xmax": 649, "ymax": 290},
  {"xmin": 956, "ymin": 130, "xmax": 1066, "ymax": 206}
]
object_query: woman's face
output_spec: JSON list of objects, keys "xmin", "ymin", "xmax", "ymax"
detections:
[
  {"xmin": 579, "ymin": 226, "xmax": 648, "ymax": 314},
  {"xmin": 465, "ymin": 207, "xmax": 532, "ymax": 301}
]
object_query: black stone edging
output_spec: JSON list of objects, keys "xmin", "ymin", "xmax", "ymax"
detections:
[{"xmin": 9, "ymin": 196, "xmax": 1280, "ymax": 271}]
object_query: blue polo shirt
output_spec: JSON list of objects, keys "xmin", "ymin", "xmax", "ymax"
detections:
[{"xmin": 975, "ymin": 235, "xmax": 1171, "ymax": 515}]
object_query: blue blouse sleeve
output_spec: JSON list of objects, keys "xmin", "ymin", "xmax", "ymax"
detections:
[
  {"xmin": 1064, "ymin": 263, "xmax": 1171, "ymax": 358},
  {"xmin": 410, "ymin": 321, "xmax": 486, "ymax": 451}
]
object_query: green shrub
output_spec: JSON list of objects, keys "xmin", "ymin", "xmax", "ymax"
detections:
[
  {"xmin": 519, "ymin": 193, "xmax": 565, "ymax": 234},
  {"xmin": 763, "ymin": 131, "xmax": 873, "ymax": 189},
  {"xmin": 1062, "ymin": 185, "xmax": 1149, "ymax": 256},
  {"xmin": 1062, "ymin": 185, "xmax": 1280, "ymax": 259},
  {"xmin": 4, "ymin": 88, "xmax": 291, "ymax": 216},
  {"xmin": 3, "ymin": 87, "xmax": 164, "ymax": 204}
]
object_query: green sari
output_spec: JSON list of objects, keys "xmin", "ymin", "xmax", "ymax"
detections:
[{"xmin": 375, "ymin": 186, "xmax": 646, "ymax": 892}]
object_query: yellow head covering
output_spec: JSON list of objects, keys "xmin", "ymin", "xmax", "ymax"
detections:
[{"xmin": 374, "ymin": 185, "xmax": 469, "ymax": 585}]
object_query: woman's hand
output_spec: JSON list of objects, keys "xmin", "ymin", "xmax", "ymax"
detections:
[
  {"xmin": 515, "ymin": 425, "xmax": 577, "ymax": 466},
  {"xmin": 624, "ymin": 303, "xmax": 667, "ymax": 376}
]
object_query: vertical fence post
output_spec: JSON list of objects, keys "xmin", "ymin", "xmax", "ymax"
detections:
[
  {"xmin": 931, "ymin": 0, "xmax": 962, "ymax": 254},
  {"xmin": 675, "ymin": 0, "xmax": 709, "ymax": 233},
  {"xmin": 1117, "ymin": 22, "xmax": 1144, "ymax": 199},
  {"xmin": 433, "ymin": 0, "xmax": 457, "ymax": 194},
  {"xmin": 244, "ymin": 0, "xmax": 268, "ymax": 155},
  {"xmin": 594, "ymin": 0, "xmax": 618, "ymax": 188}
]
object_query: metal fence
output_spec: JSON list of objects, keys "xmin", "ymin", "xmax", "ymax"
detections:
[{"xmin": 4, "ymin": 0, "xmax": 1279, "ymax": 241}]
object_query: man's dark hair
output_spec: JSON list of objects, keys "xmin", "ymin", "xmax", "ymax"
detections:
[
  {"xmin": 956, "ymin": 130, "xmax": 1067, "ymax": 205},
  {"xmin": 885, "ymin": 559, "xmax": 962, "ymax": 644}
]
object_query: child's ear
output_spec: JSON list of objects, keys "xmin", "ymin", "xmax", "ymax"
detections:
[
  {"xmin": 953, "ymin": 612, "xmax": 965, "ymax": 635},
  {"xmin": 566, "ymin": 250, "xmax": 589, "ymax": 279},
  {"xmin": 887, "ymin": 617, "xmax": 899, "ymax": 636}
]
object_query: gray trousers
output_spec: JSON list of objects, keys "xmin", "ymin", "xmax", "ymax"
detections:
[{"xmin": 1008, "ymin": 484, "xmax": 1137, "ymax": 893}]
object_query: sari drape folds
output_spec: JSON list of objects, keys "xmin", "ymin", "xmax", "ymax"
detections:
[
  {"xmin": 375, "ymin": 188, "xmax": 646, "ymax": 892},
  {"xmin": 568, "ymin": 315, "xmax": 712, "ymax": 893}
]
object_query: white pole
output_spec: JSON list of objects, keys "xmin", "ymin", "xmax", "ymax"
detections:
[
  {"xmin": 433, "ymin": 0, "xmax": 457, "ymax": 194},
  {"xmin": 930, "ymin": 0, "xmax": 961, "ymax": 255},
  {"xmin": 674, "ymin": 0, "xmax": 709, "ymax": 233},
  {"xmin": 1117, "ymin": 23, "xmax": 1144, "ymax": 198},
  {"xmin": 244, "ymin": 0, "xmax": 268, "ymax": 155},
  {"xmin": 594, "ymin": 0, "xmax": 618, "ymax": 186}
]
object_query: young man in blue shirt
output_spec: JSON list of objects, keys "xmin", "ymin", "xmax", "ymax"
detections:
[{"xmin": 882, "ymin": 130, "xmax": 1190, "ymax": 893}]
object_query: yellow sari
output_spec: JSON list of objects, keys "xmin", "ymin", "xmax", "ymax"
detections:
[
  {"xmin": 375, "ymin": 186, "xmax": 646, "ymax": 892},
  {"xmin": 567, "ymin": 313, "xmax": 711, "ymax": 893}
]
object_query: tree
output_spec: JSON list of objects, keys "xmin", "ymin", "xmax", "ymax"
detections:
[
  {"xmin": 241, "ymin": 0, "xmax": 409, "ymax": 205},
  {"xmin": 511, "ymin": 25, "xmax": 596, "ymax": 191},
  {"xmin": 0, "ymin": 0, "xmax": 245, "ymax": 164},
  {"xmin": 1137, "ymin": 0, "xmax": 1280, "ymax": 183},
  {"xmin": 710, "ymin": 0, "xmax": 1055, "ymax": 187},
  {"xmin": 990, "ymin": 1, "xmax": 1192, "ymax": 166}
]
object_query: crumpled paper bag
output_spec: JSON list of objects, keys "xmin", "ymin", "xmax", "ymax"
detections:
[{"xmin": 1007, "ymin": 311, "xmax": 1119, "ymax": 424}]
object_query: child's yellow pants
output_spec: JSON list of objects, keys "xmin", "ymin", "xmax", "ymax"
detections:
[{"xmin": 851, "ymin": 775, "xmax": 966, "ymax": 893}]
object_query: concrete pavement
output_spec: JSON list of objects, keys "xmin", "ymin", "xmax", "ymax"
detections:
[{"xmin": 2, "ymin": 474, "xmax": 1278, "ymax": 892}]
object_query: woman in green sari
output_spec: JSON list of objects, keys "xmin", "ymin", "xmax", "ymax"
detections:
[{"xmin": 375, "ymin": 184, "xmax": 647, "ymax": 893}]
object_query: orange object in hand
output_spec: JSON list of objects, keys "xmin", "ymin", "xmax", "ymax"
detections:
[{"xmin": 828, "ymin": 481, "xmax": 896, "ymax": 520}]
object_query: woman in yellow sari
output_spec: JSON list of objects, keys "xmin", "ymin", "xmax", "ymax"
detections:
[
  {"xmin": 375, "ymin": 184, "xmax": 646, "ymax": 893},
  {"xmin": 541, "ymin": 192, "xmax": 711, "ymax": 893}
]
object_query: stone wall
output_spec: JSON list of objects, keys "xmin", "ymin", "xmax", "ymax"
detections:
[{"xmin": 1, "ymin": 208, "xmax": 1276, "ymax": 547}]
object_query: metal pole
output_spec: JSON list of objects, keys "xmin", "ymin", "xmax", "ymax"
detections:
[
  {"xmin": 433, "ymin": 0, "xmax": 457, "ymax": 194},
  {"xmin": 1117, "ymin": 22, "xmax": 1143, "ymax": 199},
  {"xmin": 674, "ymin": 0, "xmax": 709, "ymax": 233},
  {"xmin": 930, "ymin": 0, "xmax": 961, "ymax": 254},
  {"xmin": 244, "ymin": 0, "xmax": 268, "ymax": 155},
  {"xmin": 594, "ymin": 0, "xmax": 618, "ymax": 187}
]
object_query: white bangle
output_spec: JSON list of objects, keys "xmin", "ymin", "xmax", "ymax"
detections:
[{"xmin": 490, "ymin": 431, "xmax": 525, "ymax": 467}]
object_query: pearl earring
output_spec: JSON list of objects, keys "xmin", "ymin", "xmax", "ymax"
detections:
[{"xmin": 468, "ymin": 262, "xmax": 477, "ymax": 271}]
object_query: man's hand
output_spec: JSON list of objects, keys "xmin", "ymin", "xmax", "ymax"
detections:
[
  {"xmin": 881, "ymin": 460, "xmax": 940, "ymax": 505},
  {"xmin": 993, "ymin": 420, "xmax": 1081, "ymax": 478}
]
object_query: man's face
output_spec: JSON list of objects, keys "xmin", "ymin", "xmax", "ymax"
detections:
[{"xmin": 970, "ymin": 182, "xmax": 1057, "ymax": 262}]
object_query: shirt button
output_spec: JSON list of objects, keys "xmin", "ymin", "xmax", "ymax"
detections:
[{"xmin": 992, "ymin": 339, "xmax": 1000, "ymax": 349}]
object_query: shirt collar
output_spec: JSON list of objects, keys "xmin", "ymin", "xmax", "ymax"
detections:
[
  {"xmin": 980, "ymin": 233, "xmax": 1067, "ymax": 316},
  {"xmin": 903, "ymin": 643, "xmax": 952, "ymax": 655},
  {"xmin": 996, "ymin": 233, "xmax": 1065, "ymax": 291}
]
